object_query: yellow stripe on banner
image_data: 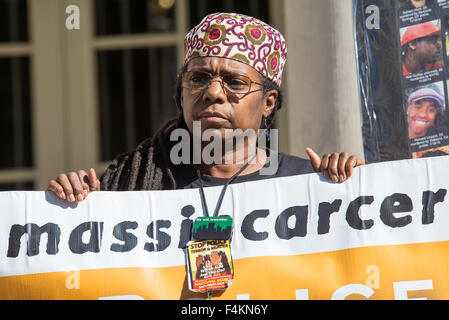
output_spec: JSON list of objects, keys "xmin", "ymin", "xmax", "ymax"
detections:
[{"xmin": 1, "ymin": 241, "xmax": 449, "ymax": 300}]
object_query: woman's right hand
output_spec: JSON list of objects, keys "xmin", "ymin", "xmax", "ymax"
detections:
[{"xmin": 47, "ymin": 168, "xmax": 100, "ymax": 202}]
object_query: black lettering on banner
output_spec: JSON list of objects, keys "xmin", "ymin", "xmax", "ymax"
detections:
[
  {"xmin": 422, "ymin": 189, "xmax": 447, "ymax": 225},
  {"xmin": 240, "ymin": 209, "xmax": 269, "ymax": 241},
  {"xmin": 317, "ymin": 200, "xmax": 343, "ymax": 235},
  {"xmin": 69, "ymin": 221, "xmax": 104, "ymax": 254},
  {"xmin": 110, "ymin": 221, "xmax": 138, "ymax": 253},
  {"xmin": 178, "ymin": 205, "xmax": 195, "ymax": 249},
  {"xmin": 346, "ymin": 196, "xmax": 374, "ymax": 230},
  {"xmin": 380, "ymin": 193, "xmax": 413, "ymax": 228},
  {"xmin": 7, "ymin": 223, "xmax": 61, "ymax": 257},
  {"xmin": 144, "ymin": 220, "xmax": 171, "ymax": 252},
  {"xmin": 275, "ymin": 206, "xmax": 308, "ymax": 240}
]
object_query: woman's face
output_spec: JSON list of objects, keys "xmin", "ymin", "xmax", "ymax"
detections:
[
  {"xmin": 408, "ymin": 99, "xmax": 438, "ymax": 139},
  {"xmin": 180, "ymin": 57, "xmax": 277, "ymax": 140}
]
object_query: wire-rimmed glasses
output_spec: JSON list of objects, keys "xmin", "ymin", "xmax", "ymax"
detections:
[{"xmin": 182, "ymin": 70, "xmax": 264, "ymax": 96}]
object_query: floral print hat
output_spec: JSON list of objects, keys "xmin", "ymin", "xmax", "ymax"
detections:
[{"xmin": 183, "ymin": 13, "xmax": 287, "ymax": 86}]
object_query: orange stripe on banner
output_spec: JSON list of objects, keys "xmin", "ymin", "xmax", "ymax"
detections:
[{"xmin": 1, "ymin": 241, "xmax": 449, "ymax": 300}]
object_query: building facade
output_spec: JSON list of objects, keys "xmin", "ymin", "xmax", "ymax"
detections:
[{"xmin": 0, "ymin": 0, "xmax": 363, "ymax": 190}]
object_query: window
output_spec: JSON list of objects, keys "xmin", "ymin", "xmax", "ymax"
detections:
[
  {"xmin": 0, "ymin": 57, "xmax": 32, "ymax": 169},
  {"xmin": 0, "ymin": 0, "xmax": 28, "ymax": 43},
  {"xmin": 189, "ymin": 0, "xmax": 269, "ymax": 27},
  {"xmin": 0, "ymin": 0, "xmax": 33, "ymax": 190},
  {"xmin": 95, "ymin": 0, "xmax": 176, "ymax": 35},
  {"xmin": 97, "ymin": 47, "xmax": 178, "ymax": 161}
]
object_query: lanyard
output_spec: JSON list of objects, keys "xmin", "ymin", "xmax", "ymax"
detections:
[{"xmin": 196, "ymin": 152, "xmax": 257, "ymax": 218}]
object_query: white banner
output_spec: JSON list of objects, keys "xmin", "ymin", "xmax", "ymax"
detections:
[{"xmin": 0, "ymin": 156, "xmax": 448, "ymax": 300}]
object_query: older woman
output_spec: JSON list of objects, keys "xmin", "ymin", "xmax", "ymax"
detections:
[{"xmin": 47, "ymin": 13, "xmax": 364, "ymax": 203}]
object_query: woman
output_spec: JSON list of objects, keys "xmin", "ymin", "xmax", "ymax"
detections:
[
  {"xmin": 407, "ymin": 86, "xmax": 447, "ymax": 139},
  {"xmin": 47, "ymin": 13, "xmax": 364, "ymax": 202}
]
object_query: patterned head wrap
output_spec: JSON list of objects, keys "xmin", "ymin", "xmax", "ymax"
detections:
[{"xmin": 183, "ymin": 13, "xmax": 287, "ymax": 86}]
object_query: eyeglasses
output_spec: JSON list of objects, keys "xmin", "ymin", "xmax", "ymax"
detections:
[{"xmin": 182, "ymin": 70, "xmax": 264, "ymax": 96}]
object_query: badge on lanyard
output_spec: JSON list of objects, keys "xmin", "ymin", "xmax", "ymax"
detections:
[
  {"xmin": 187, "ymin": 156, "xmax": 255, "ymax": 296},
  {"xmin": 186, "ymin": 239, "xmax": 234, "ymax": 294}
]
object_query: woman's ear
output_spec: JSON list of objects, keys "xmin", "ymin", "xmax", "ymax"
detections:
[{"xmin": 263, "ymin": 90, "xmax": 278, "ymax": 118}]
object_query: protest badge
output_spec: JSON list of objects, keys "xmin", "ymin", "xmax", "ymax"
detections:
[{"xmin": 186, "ymin": 240, "xmax": 234, "ymax": 293}]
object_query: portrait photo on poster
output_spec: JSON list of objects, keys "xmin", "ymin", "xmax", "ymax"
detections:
[
  {"xmin": 405, "ymin": 81, "xmax": 449, "ymax": 152},
  {"xmin": 400, "ymin": 19, "xmax": 444, "ymax": 85}
]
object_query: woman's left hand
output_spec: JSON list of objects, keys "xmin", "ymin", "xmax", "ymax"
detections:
[{"xmin": 305, "ymin": 147, "xmax": 364, "ymax": 183}]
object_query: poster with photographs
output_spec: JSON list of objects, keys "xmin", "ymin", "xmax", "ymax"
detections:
[
  {"xmin": 354, "ymin": 0, "xmax": 449, "ymax": 162},
  {"xmin": 398, "ymin": 0, "xmax": 449, "ymax": 158}
]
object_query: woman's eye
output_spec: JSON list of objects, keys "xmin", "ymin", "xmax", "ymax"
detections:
[
  {"xmin": 191, "ymin": 76, "xmax": 206, "ymax": 82},
  {"xmin": 190, "ymin": 73, "xmax": 209, "ymax": 83},
  {"xmin": 227, "ymin": 79, "xmax": 246, "ymax": 87}
]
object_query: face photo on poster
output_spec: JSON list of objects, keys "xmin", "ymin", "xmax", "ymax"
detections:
[
  {"xmin": 399, "ymin": 0, "xmax": 437, "ymax": 25},
  {"xmin": 400, "ymin": 19, "xmax": 444, "ymax": 83},
  {"xmin": 405, "ymin": 81, "xmax": 449, "ymax": 152}
]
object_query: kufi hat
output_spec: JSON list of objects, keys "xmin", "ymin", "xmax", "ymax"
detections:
[{"xmin": 183, "ymin": 13, "xmax": 287, "ymax": 86}]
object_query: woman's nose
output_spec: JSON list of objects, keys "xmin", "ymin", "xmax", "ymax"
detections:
[
  {"xmin": 418, "ymin": 108, "xmax": 430, "ymax": 118},
  {"xmin": 203, "ymin": 78, "xmax": 227, "ymax": 102}
]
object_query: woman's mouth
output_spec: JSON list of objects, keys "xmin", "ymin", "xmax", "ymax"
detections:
[
  {"xmin": 414, "ymin": 119, "xmax": 429, "ymax": 126},
  {"xmin": 198, "ymin": 113, "xmax": 229, "ymax": 123}
]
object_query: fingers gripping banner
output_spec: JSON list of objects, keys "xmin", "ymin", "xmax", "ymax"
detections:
[{"xmin": 1, "ymin": 156, "xmax": 449, "ymax": 300}]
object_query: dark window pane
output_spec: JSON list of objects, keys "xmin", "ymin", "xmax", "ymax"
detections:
[
  {"xmin": 0, "ymin": 182, "xmax": 34, "ymax": 191},
  {"xmin": 189, "ymin": 0, "xmax": 270, "ymax": 28},
  {"xmin": 0, "ymin": 57, "xmax": 33, "ymax": 169},
  {"xmin": 0, "ymin": 0, "xmax": 28, "ymax": 42},
  {"xmin": 97, "ymin": 47, "xmax": 178, "ymax": 161},
  {"xmin": 95, "ymin": 0, "xmax": 176, "ymax": 36}
]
